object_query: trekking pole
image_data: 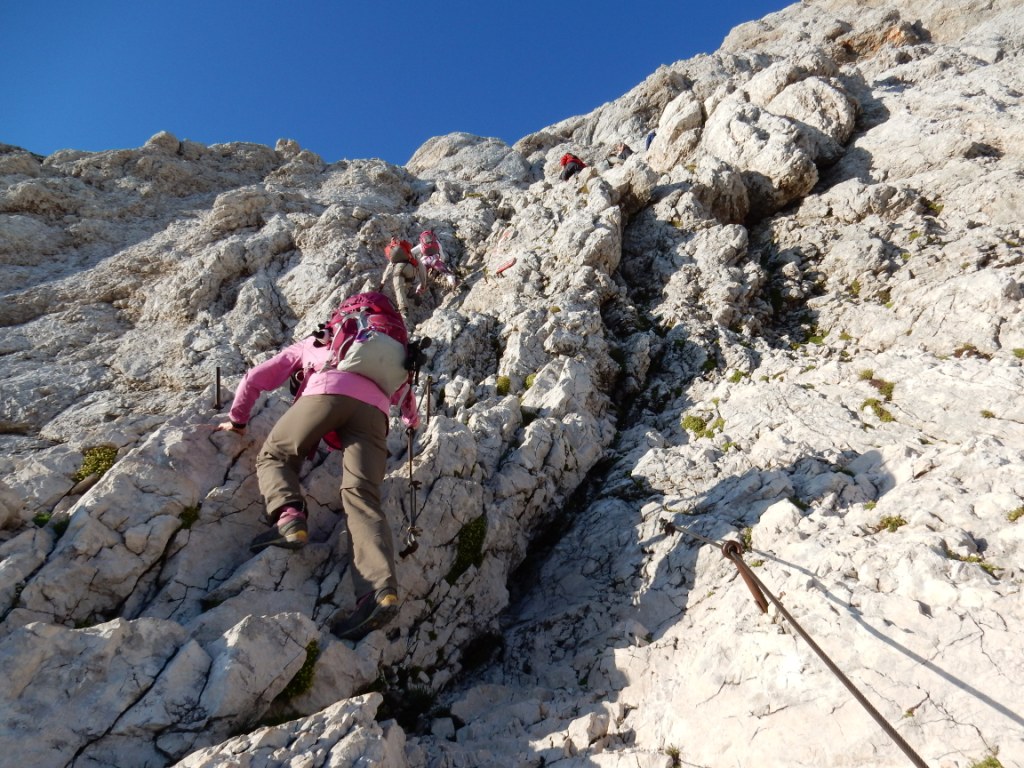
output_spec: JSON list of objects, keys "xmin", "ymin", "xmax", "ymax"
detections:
[
  {"xmin": 214, "ymin": 367, "xmax": 222, "ymax": 410},
  {"xmin": 399, "ymin": 340, "xmax": 431, "ymax": 558},
  {"xmin": 399, "ymin": 425, "xmax": 422, "ymax": 558}
]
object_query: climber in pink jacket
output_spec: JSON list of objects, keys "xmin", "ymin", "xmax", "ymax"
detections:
[
  {"xmin": 222, "ymin": 335, "xmax": 419, "ymax": 435},
  {"xmin": 215, "ymin": 291, "xmax": 420, "ymax": 641}
]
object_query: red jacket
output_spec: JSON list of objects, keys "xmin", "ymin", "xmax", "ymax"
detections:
[{"xmin": 560, "ymin": 153, "xmax": 585, "ymax": 167}]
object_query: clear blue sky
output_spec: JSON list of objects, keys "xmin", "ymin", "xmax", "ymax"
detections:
[{"xmin": 1, "ymin": 1, "xmax": 793, "ymax": 166}]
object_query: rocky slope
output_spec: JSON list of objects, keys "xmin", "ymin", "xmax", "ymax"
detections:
[{"xmin": 1, "ymin": 1, "xmax": 1023, "ymax": 766}]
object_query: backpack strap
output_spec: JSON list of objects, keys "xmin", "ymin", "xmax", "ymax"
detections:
[{"xmin": 319, "ymin": 310, "xmax": 361, "ymax": 372}]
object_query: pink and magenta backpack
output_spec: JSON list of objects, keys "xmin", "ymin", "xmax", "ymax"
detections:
[
  {"xmin": 419, "ymin": 230, "xmax": 441, "ymax": 258},
  {"xmin": 316, "ymin": 291, "xmax": 410, "ymax": 396}
]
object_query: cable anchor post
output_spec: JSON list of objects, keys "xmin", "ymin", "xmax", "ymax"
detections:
[{"xmin": 721, "ymin": 540, "xmax": 769, "ymax": 614}]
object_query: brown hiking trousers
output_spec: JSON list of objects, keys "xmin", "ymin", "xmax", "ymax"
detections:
[
  {"xmin": 256, "ymin": 394, "xmax": 397, "ymax": 597},
  {"xmin": 383, "ymin": 261, "xmax": 416, "ymax": 319}
]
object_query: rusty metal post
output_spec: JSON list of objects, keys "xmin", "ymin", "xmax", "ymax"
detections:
[{"xmin": 721, "ymin": 540, "xmax": 769, "ymax": 614}]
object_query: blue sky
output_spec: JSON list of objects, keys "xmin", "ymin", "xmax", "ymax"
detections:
[{"xmin": 1, "ymin": 1, "xmax": 793, "ymax": 166}]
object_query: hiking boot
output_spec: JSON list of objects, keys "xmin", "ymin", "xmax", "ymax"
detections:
[
  {"xmin": 258, "ymin": 502, "xmax": 303, "ymax": 528},
  {"xmin": 249, "ymin": 516, "xmax": 308, "ymax": 553},
  {"xmin": 331, "ymin": 588, "xmax": 399, "ymax": 641}
]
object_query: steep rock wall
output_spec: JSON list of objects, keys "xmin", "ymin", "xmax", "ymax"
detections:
[{"xmin": 1, "ymin": 1, "xmax": 1022, "ymax": 766}]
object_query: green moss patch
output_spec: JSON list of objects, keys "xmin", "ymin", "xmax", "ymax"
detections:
[
  {"xmin": 277, "ymin": 640, "xmax": 320, "ymax": 702},
  {"xmin": 445, "ymin": 514, "xmax": 487, "ymax": 585},
  {"xmin": 72, "ymin": 445, "xmax": 119, "ymax": 483}
]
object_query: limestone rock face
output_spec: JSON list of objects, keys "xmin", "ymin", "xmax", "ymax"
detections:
[{"xmin": 2, "ymin": 1, "xmax": 1024, "ymax": 767}]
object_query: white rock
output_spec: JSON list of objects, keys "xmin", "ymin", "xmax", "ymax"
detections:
[{"xmin": 2, "ymin": 3, "xmax": 1024, "ymax": 767}]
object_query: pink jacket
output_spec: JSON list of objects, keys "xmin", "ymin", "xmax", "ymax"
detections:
[{"xmin": 228, "ymin": 336, "xmax": 420, "ymax": 430}]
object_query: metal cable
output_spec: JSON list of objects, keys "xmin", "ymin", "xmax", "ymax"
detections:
[{"xmin": 673, "ymin": 520, "xmax": 929, "ymax": 768}]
